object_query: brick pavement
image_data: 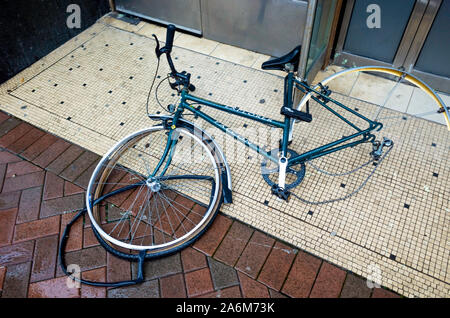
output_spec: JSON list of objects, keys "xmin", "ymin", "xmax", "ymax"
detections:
[{"xmin": 0, "ymin": 111, "xmax": 401, "ymax": 298}]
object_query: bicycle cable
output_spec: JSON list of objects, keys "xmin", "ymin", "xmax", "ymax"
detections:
[
  {"xmin": 297, "ymin": 72, "xmax": 402, "ymax": 192},
  {"xmin": 292, "ymin": 143, "xmax": 393, "ymax": 205},
  {"xmin": 145, "ymin": 57, "xmax": 161, "ymax": 117}
]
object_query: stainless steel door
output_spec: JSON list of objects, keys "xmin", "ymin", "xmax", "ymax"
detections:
[
  {"xmin": 115, "ymin": 0, "xmax": 202, "ymax": 34},
  {"xmin": 335, "ymin": 0, "xmax": 450, "ymax": 93},
  {"xmin": 200, "ymin": 0, "xmax": 308, "ymax": 57}
]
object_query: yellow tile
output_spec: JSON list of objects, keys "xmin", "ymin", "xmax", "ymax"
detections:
[
  {"xmin": 210, "ymin": 43, "xmax": 261, "ymax": 67},
  {"xmin": 175, "ymin": 33, "xmax": 219, "ymax": 55},
  {"xmin": 135, "ymin": 22, "xmax": 169, "ymax": 40}
]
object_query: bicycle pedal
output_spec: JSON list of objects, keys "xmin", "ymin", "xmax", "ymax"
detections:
[{"xmin": 271, "ymin": 184, "xmax": 291, "ymax": 201}]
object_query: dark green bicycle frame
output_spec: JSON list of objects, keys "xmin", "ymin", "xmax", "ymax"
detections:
[{"xmin": 155, "ymin": 72, "xmax": 382, "ymax": 176}]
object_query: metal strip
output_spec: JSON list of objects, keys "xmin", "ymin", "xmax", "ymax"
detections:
[
  {"xmin": 403, "ymin": 0, "xmax": 442, "ymax": 72},
  {"xmin": 297, "ymin": 0, "xmax": 318, "ymax": 78},
  {"xmin": 392, "ymin": 0, "xmax": 429, "ymax": 68},
  {"xmin": 334, "ymin": 0, "xmax": 355, "ymax": 54}
]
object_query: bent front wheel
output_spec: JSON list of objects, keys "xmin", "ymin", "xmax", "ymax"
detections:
[{"xmin": 86, "ymin": 123, "xmax": 223, "ymax": 256}]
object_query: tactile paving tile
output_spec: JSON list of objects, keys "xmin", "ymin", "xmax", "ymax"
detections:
[{"xmin": 0, "ymin": 19, "xmax": 448, "ymax": 297}]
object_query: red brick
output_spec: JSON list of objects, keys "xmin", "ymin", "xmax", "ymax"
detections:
[
  {"xmin": 83, "ymin": 226, "xmax": 100, "ymax": 248},
  {"xmin": 0, "ymin": 241, "xmax": 34, "ymax": 266},
  {"xmin": 81, "ymin": 267, "xmax": 106, "ymax": 298},
  {"xmin": 0, "ymin": 266, "xmax": 5, "ymax": 291},
  {"xmin": 197, "ymin": 285, "xmax": 242, "ymax": 298},
  {"xmin": 236, "ymin": 231, "xmax": 274, "ymax": 279},
  {"xmin": 28, "ymin": 276, "xmax": 80, "ymax": 298},
  {"xmin": 13, "ymin": 215, "xmax": 60, "ymax": 243},
  {"xmin": 2, "ymin": 170, "xmax": 45, "ymax": 193},
  {"xmin": 107, "ymin": 280, "xmax": 159, "ymax": 298},
  {"xmin": 60, "ymin": 151, "xmax": 99, "ymax": 182},
  {"xmin": 0, "ymin": 208, "xmax": 17, "ymax": 247},
  {"xmin": 64, "ymin": 181, "xmax": 84, "ymax": 196},
  {"xmin": 340, "ymin": 273, "xmax": 372, "ymax": 298},
  {"xmin": 5, "ymin": 160, "xmax": 42, "ymax": 178},
  {"xmin": 46, "ymin": 145, "xmax": 84, "ymax": 174},
  {"xmin": 193, "ymin": 214, "xmax": 232, "ymax": 256},
  {"xmin": 21, "ymin": 133, "xmax": 58, "ymax": 160},
  {"xmin": 99, "ymin": 168, "xmax": 126, "ymax": 196},
  {"xmin": 73, "ymin": 159, "xmax": 99, "ymax": 189},
  {"xmin": 281, "ymin": 250, "xmax": 322, "ymax": 298},
  {"xmin": 17, "ymin": 186, "xmax": 42, "ymax": 224},
  {"xmin": 214, "ymin": 221, "xmax": 253, "ymax": 266},
  {"xmin": 0, "ymin": 112, "xmax": 9, "ymax": 124},
  {"xmin": 0, "ymin": 117, "xmax": 21, "ymax": 137},
  {"xmin": 40, "ymin": 192, "xmax": 84, "ymax": 218},
  {"xmin": 0, "ymin": 150, "xmax": 22, "ymax": 164},
  {"xmin": 185, "ymin": 267, "xmax": 214, "ymax": 297},
  {"xmin": 160, "ymin": 273, "xmax": 187, "ymax": 298},
  {"xmin": 238, "ymin": 271, "xmax": 270, "ymax": 298},
  {"xmin": 56, "ymin": 246, "xmax": 106, "ymax": 277},
  {"xmin": 31, "ymin": 235, "xmax": 58, "ymax": 283},
  {"xmin": 0, "ymin": 122, "xmax": 33, "ymax": 148},
  {"xmin": 43, "ymin": 171, "xmax": 64, "ymax": 200},
  {"xmin": 2, "ymin": 262, "xmax": 31, "ymax": 297},
  {"xmin": 181, "ymin": 247, "xmax": 207, "ymax": 273},
  {"xmin": 371, "ymin": 287, "xmax": 401, "ymax": 298},
  {"xmin": 0, "ymin": 191, "xmax": 21, "ymax": 210},
  {"xmin": 258, "ymin": 241, "xmax": 297, "ymax": 291},
  {"xmin": 104, "ymin": 172, "xmax": 137, "ymax": 207},
  {"xmin": 8, "ymin": 127, "xmax": 46, "ymax": 154},
  {"xmin": 33, "ymin": 139, "xmax": 71, "ymax": 168},
  {"xmin": 0, "ymin": 163, "xmax": 5, "ymax": 192},
  {"xmin": 60, "ymin": 211, "xmax": 83, "ymax": 252},
  {"xmin": 309, "ymin": 262, "xmax": 346, "ymax": 298},
  {"xmin": 107, "ymin": 252, "xmax": 131, "ymax": 283},
  {"xmin": 268, "ymin": 289, "xmax": 288, "ymax": 298}
]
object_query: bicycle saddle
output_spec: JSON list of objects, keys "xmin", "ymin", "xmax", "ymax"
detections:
[{"xmin": 261, "ymin": 45, "xmax": 302, "ymax": 71}]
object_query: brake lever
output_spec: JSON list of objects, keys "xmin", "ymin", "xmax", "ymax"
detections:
[{"xmin": 152, "ymin": 34, "xmax": 162, "ymax": 59}]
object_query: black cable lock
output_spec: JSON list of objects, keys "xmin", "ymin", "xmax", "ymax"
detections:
[{"xmin": 59, "ymin": 183, "xmax": 149, "ymax": 288}]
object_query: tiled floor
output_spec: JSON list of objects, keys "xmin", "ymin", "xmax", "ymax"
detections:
[
  {"xmin": 0, "ymin": 111, "xmax": 401, "ymax": 298},
  {"xmin": 0, "ymin": 14, "xmax": 448, "ymax": 298}
]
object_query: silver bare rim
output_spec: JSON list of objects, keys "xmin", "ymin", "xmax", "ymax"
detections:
[{"xmin": 86, "ymin": 125, "xmax": 221, "ymax": 251}]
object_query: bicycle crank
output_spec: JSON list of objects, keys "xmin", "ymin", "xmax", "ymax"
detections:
[{"xmin": 261, "ymin": 148, "xmax": 306, "ymax": 200}]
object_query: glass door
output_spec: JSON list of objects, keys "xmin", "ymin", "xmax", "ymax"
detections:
[
  {"xmin": 298, "ymin": 0, "xmax": 339, "ymax": 83},
  {"xmin": 334, "ymin": 0, "xmax": 449, "ymax": 93}
]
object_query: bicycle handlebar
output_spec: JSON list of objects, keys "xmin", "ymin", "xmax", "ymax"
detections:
[
  {"xmin": 165, "ymin": 24, "xmax": 176, "ymax": 53},
  {"xmin": 152, "ymin": 24, "xmax": 195, "ymax": 92}
]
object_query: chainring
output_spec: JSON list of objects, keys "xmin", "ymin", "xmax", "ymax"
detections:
[{"xmin": 261, "ymin": 148, "xmax": 306, "ymax": 190}]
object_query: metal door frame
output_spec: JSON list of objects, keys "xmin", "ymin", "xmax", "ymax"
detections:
[
  {"xmin": 334, "ymin": 0, "xmax": 449, "ymax": 92},
  {"xmin": 297, "ymin": 0, "xmax": 341, "ymax": 83}
]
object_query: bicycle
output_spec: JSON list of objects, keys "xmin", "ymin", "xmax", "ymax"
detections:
[{"xmin": 85, "ymin": 24, "xmax": 450, "ymax": 259}]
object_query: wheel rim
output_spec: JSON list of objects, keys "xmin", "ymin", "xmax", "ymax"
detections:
[
  {"xmin": 86, "ymin": 125, "xmax": 221, "ymax": 251},
  {"xmin": 298, "ymin": 66, "xmax": 449, "ymax": 130}
]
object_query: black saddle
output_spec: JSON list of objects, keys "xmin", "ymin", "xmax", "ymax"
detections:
[{"xmin": 261, "ymin": 45, "xmax": 302, "ymax": 71}]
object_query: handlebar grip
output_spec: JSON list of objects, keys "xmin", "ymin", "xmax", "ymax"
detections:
[{"xmin": 165, "ymin": 24, "xmax": 176, "ymax": 53}]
